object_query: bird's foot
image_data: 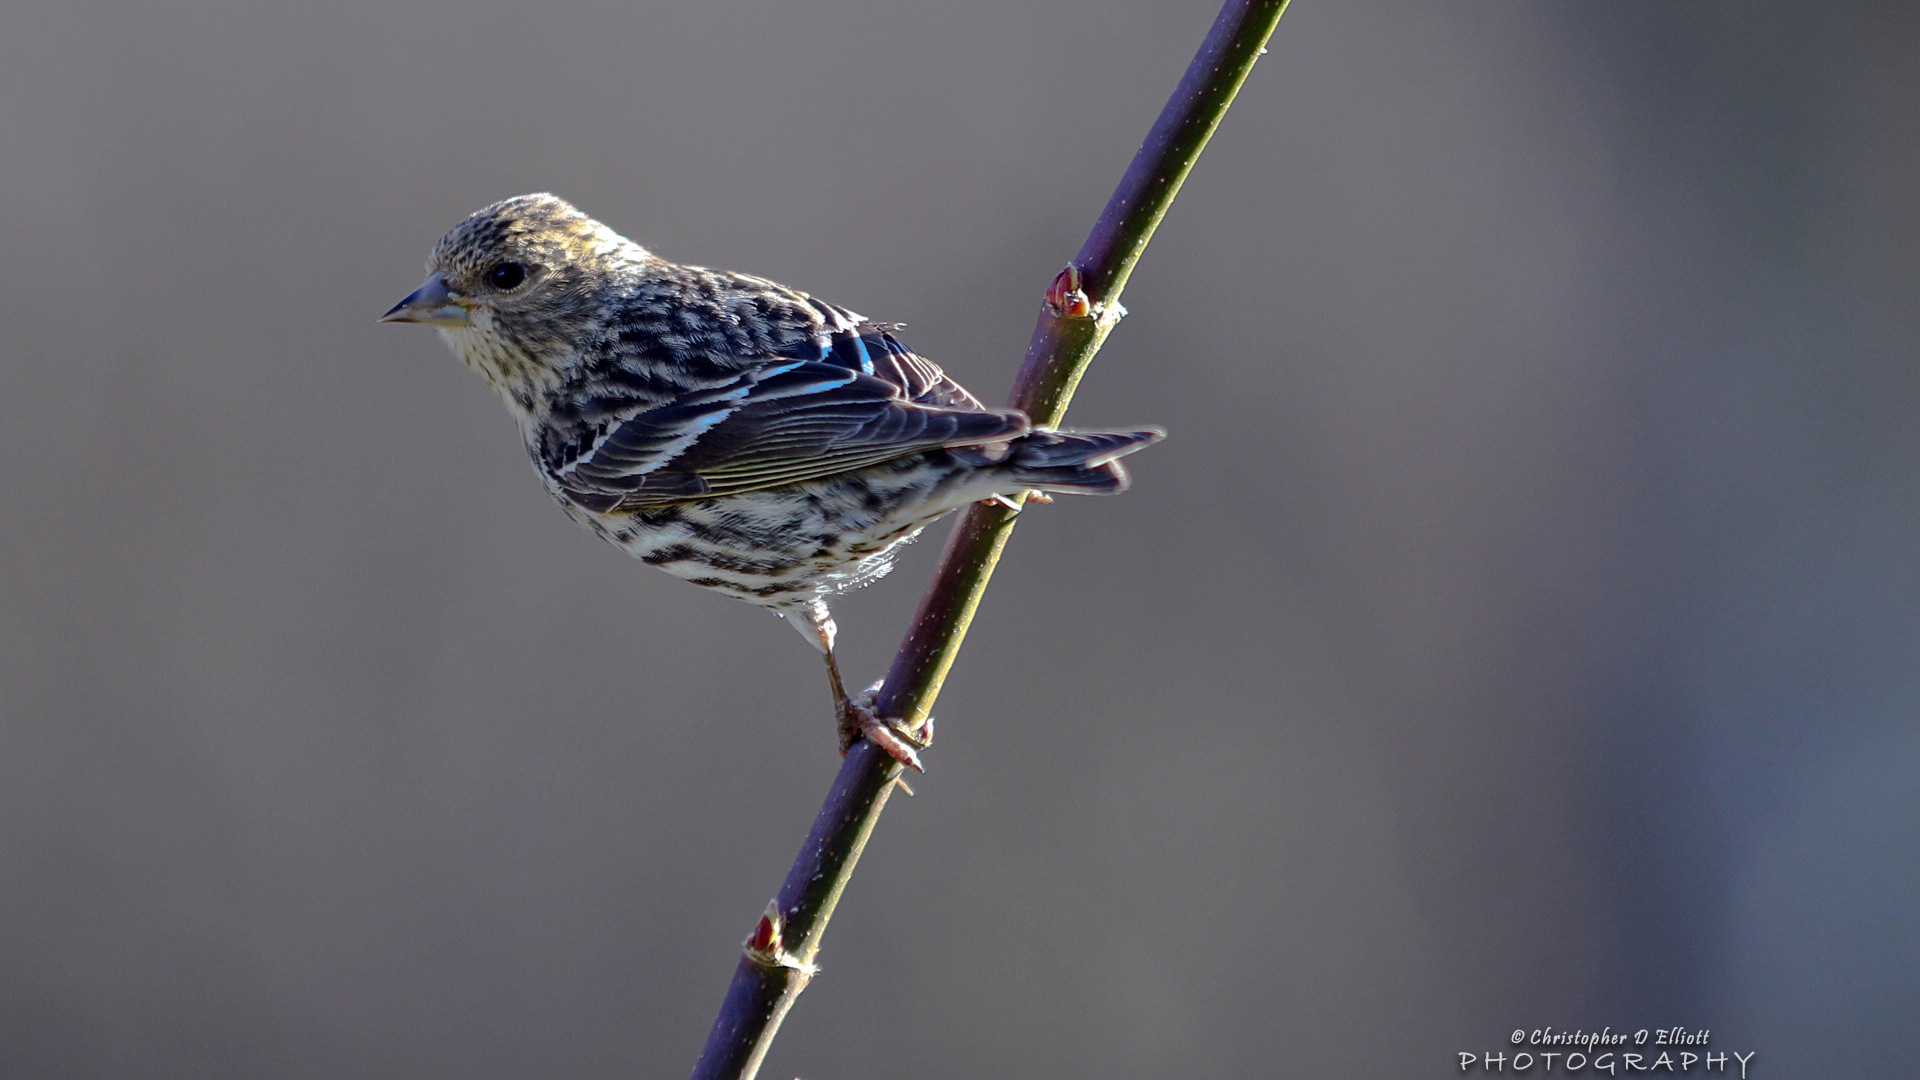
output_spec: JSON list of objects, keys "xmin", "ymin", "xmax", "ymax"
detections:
[
  {"xmin": 982, "ymin": 490, "xmax": 1052, "ymax": 514},
  {"xmin": 839, "ymin": 683, "xmax": 934, "ymax": 772}
]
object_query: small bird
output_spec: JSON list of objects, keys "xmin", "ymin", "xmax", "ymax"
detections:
[{"xmin": 383, "ymin": 194, "xmax": 1160, "ymax": 768}]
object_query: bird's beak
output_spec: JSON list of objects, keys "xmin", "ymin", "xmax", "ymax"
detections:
[{"xmin": 381, "ymin": 272, "xmax": 470, "ymax": 327}]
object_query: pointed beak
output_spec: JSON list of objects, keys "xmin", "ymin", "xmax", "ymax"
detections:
[{"xmin": 381, "ymin": 272, "xmax": 470, "ymax": 327}]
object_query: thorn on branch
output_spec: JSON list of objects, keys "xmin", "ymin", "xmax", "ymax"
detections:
[
  {"xmin": 743, "ymin": 901, "xmax": 814, "ymax": 973},
  {"xmin": 1046, "ymin": 264, "xmax": 1093, "ymax": 318},
  {"xmin": 743, "ymin": 901, "xmax": 782, "ymax": 960}
]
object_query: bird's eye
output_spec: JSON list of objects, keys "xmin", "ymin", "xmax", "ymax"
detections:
[{"xmin": 486, "ymin": 261, "xmax": 527, "ymax": 290}]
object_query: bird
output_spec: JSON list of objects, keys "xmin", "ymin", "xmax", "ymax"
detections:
[{"xmin": 382, "ymin": 193, "xmax": 1161, "ymax": 769}]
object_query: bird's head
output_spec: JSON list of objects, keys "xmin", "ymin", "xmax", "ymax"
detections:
[{"xmin": 383, "ymin": 193, "xmax": 650, "ymax": 407}]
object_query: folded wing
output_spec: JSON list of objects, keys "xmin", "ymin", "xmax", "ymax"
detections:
[{"xmin": 554, "ymin": 324, "xmax": 1025, "ymax": 511}]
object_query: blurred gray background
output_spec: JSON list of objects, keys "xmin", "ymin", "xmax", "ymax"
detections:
[{"xmin": 3, "ymin": 1, "xmax": 1915, "ymax": 1077}]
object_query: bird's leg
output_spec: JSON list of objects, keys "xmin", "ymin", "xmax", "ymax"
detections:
[
  {"xmin": 823, "ymin": 648, "xmax": 931, "ymax": 773},
  {"xmin": 791, "ymin": 601, "xmax": 930, "ymax": 771}
]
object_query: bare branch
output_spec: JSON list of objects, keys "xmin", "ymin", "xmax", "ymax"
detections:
[{"xmin": 691, "ymin": 4, "xmax": 1291, "ymax": 1076}]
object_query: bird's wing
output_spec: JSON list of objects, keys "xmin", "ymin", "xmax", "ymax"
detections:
[
  {"xmin": 823, "ymin": 321, "xmax": 988, "ymax": 412},
  {"xmin": 553, "ymin": 325, "xmax": 1025, "ymax": 510}
]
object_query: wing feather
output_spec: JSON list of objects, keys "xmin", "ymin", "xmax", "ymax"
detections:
[{"xmin": 554, "ymin": 325, "xmax": 1023, "ymax": 510}]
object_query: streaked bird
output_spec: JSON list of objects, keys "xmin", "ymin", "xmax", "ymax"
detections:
[{"xmin": 384, "ymin": 194, "xmax": 1160, "ymax": 768}]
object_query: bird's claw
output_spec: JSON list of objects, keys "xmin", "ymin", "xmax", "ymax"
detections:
[
  {"xmin": 839, "ymin": 685, "xmax": 933, "ymax": 772},
  {"xmin": 981, "ymin": 490, "xmax": 1053, "ymax": 514}
]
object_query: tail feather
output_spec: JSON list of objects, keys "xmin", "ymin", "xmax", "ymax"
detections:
[{"xmin": 955, "ymin": 426, "xmax": 1164, "ymax": 495}]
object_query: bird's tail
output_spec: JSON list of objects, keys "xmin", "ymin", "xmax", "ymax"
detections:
[{"xmin": 957, "ymin": 426, "xmax": 1165, "ymax": 495}]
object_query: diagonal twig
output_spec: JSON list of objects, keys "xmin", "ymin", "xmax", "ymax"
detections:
[{"xmin": 690, "ymin": 4, "xmax": 1291, "ymax": 1077}]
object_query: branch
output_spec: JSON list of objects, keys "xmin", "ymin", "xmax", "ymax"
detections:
[{"xmin": 690, "ymin": 4, "xmax": 1290, "ymax": 1076}]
